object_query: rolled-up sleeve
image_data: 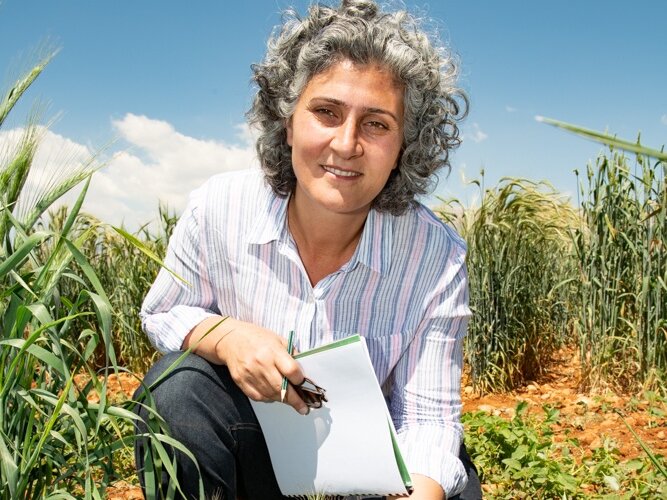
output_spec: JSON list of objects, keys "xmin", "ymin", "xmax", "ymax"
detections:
[
  {"xmin": 140, "ymin": 185, "xmax": 219, "ymax": 353},
  {"xmin": 391, "ymin": 258, "xmax": 470, "ymax": 498}
]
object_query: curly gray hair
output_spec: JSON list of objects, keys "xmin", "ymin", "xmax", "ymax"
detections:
[{"xmin": 247, "ymin": 0, "xmax": 468, "ymax": 215}]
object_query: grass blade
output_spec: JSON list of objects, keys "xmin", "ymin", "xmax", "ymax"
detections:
[
  {"xmin": 536, "ymin": 116, "xmax": 667, "ymax": 161},
  {"xmin": 616, "ymin": 410, "xmax": 667, "ymax": 479}
]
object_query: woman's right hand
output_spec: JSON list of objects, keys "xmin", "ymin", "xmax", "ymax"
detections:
[{"xmin": 183, "ymin": 316, "xmax": 309, "ymax": 415}]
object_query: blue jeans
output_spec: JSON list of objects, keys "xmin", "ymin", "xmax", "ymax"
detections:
[{"xmin": 134, "ymin": 352, "xmax": 482, "ymax": 499}]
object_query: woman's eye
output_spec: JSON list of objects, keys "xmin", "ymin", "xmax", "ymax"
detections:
[
  {"xmin": 315, "ymin": 108, "xmax": 336, "ymax": 118},
  {"xmin": 366, "ymin": 121, "xmax": 388, "ymax": 131}
]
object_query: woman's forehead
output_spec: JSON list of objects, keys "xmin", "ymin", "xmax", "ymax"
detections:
[
  {"xmin": 301, "ymin": 59, "xmax": 404, "ymax": 112},
  {"xmin": 310, "ymin": 58, "xmax": 402, "ymax": 89}
]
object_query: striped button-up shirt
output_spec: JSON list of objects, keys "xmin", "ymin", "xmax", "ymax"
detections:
[{"xmin": 141, "ymin": 168, "xmax": 471, "ymax": 497}]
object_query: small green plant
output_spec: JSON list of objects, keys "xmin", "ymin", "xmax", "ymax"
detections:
[
  {"xmin": 463, "ymin": 402, "xmax": 578, "ymax": 498},
  {"xmin": 463, "ymin": 401, "xmax": 667, "ymax": 498}
]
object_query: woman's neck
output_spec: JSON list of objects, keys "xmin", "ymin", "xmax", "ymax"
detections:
[{"xmin": 287, "ymin": 194, "xmax": 368, "ymax": 286}]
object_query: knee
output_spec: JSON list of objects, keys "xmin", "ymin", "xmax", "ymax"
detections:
[{"xmin": 134, "ymin": 352, "xmax": 221, "ymax": 421}]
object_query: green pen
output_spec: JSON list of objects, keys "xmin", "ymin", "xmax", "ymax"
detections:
[{"xmin": 280, "ymin": 330, "xmax": 295, "ymax": 403}]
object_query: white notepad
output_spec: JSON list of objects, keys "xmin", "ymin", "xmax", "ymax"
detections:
[{"xmin": 249, "ymin": 335, "xmax": 412, "ymax": 497}]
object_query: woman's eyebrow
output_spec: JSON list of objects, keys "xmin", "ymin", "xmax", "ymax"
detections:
[{"xmin": 310, "ymin": 96, "xmax": 400, "ymax": 122}]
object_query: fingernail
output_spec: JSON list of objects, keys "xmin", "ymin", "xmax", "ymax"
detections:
[{"xmin": 298, "ymin": 406, "xmax": 309, "ymax": 416}]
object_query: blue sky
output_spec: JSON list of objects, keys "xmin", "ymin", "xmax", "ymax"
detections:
[{"xmin": 1, "ymin": 0, "xmax": 666, "ymax": 227}]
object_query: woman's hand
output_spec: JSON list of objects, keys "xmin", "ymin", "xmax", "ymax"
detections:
[
  {"xmin": 388, "ymin": 473, "xmax": 445, "ymax": 500},
  {"xmin": 183, "ymin": 316, "xmax": 309, "ymax": 415}
]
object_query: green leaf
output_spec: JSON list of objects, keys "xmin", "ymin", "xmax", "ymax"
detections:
[
  {"xmin": 82, "ymin": 289, "xmax": 117, "ymax": 366},
  {"xmin": 60, "ymin": 175, "xmax": 91, "ymax": 238},
  {"xmin": 537, "ymin": 116, "xmax": 667, "ymax": 161},
  {"xmin": 624, "ymin": 458, "xmax": 645, "ymax": 472},
  {"xmin": 62, "ymin": 238, "xmax": 110, "ymax": 303},
  {"xmin": 511, "ymin": 444, "xmax": 529, "ymax": 461},
  {"xmin": 502, "ymin": 458, "xmax": 522, "ymax": 470},
  {"xmin": 137, "ymin": 431, "xmax": 204, "ymax": 499},
  {"xmin": 0, "ymin": 339, "xmax": 65, "ymax": 376},
  {"xmin": 0, "ymin": 231, "xmax": 51, "ymax": 278},
  {"xmin": 113, "ymin": 225, "xmax": 190, "ymax": 285},
  {"xmin": 515, "ymin": 400, "xmax": 529, "ymax": 416},
  {"xmin": 0, "ymin": 436, "xmax": 19, "ymax": 498}
]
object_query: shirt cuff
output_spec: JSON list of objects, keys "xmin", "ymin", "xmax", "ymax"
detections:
[
  {"xmin": 396, "ymin": 425, "xmax": 467, "ymax": 498},
  {"xmin": 142, "ymin": 305, "xmax": 218, "ymax": 353}
]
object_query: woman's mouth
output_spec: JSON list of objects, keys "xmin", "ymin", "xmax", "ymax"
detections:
[{"xmin": 321, "ymin": 165, "xmax": 361, "ymax": 177}]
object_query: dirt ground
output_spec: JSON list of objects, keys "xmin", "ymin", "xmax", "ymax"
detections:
[
  {"xmin": 462, "ymin": 347, "xmax": 667, "ymax": 461},
  {"xmin": 104, "ymin": 348, "xmax": 667, "ymax": 499}
]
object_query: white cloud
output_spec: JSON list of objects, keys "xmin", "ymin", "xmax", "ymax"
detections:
[
  {"xmin": 234, "ymin": 122, "xmax": 260, "ymax": 145},
  {"xmin": 1, "ymin": 114, "xmax": 258, "ymax": 229},
  {"xmin": 462, "ymin": 122, "xmax": 488, "ymax": 143},
  {"xmin": 83, "ymin": 113, "xmax": 257, "ymax": 227},
  {"xmin": 661, "ymin": 114, "xmax": 667, "ymax": 125},
  {"xmin": 505, "ymin": 105, "xmax": 517, "ymax": 113}
]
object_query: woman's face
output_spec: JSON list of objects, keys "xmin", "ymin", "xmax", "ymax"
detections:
[{"xmin": 286, "ymin": 59, "xmax": 404, "ymax": 218}]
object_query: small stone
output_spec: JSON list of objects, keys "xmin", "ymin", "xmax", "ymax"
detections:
[{"xmin": 576, "ymin": 395, "xmax": 593, "ymax": 406}]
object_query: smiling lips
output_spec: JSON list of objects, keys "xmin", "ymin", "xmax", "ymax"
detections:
[{"xmin": 322, "ymin": 165, "xmax": 361, "ymax": 178}]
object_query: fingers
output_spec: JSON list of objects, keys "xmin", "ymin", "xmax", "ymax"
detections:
[
  {"xmin": 274, "ymin": 351, "xmax": 310, "ymax": 414},
  {"xmin": 284, "ymin": 383, "xmax": 309, "ymax": 415},
  {"xmin": 275, "ymin": 345, "xmax": 304, "ymax": 383},
  {"xmin": 241, "ymin": 367, "xmax": 308, "ymax": 415},
  {"xmin": 221, "ymin": 326, "xmax": 309, "ymax": 415},
  {"xmin": 230, "ymin": 345, "xmax": 300, "ymax": 403},
  {"xmin": 223, "ymin": 328, "xmax": 286, "ymax": 395},
  {"xmin": 279, "ymin": 336, "xmax": 301, "ymax": 356}
]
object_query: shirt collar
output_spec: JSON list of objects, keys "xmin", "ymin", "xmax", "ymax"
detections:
[
  {"xmin": 352, "ymin": 208, "xmax": 393, "ymax": 276},
  {"xmin": 247, "ymin": 191, "xmax": 289, "ymax": 245},
  {"xmin": 247, "ymin": 191, "xmax": 393, "ymax": 276}
]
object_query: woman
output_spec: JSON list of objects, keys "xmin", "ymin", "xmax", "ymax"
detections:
[{"xmin": 135, "ymin": 1, "xmax": 481, "ymax": 499}]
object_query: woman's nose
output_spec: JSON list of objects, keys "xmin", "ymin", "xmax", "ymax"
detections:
[{"xmin": 330, "ymin": 119, "xmax": 363, "ymax": 159}]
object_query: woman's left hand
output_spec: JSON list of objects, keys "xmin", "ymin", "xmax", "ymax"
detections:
[
  {"xmin": 182, "ymin": 315, "xmax": 309, "ymax": 414},
  {"xmin": 388, "ymin": 474, "xmax": 445, "ymax": 500}
]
